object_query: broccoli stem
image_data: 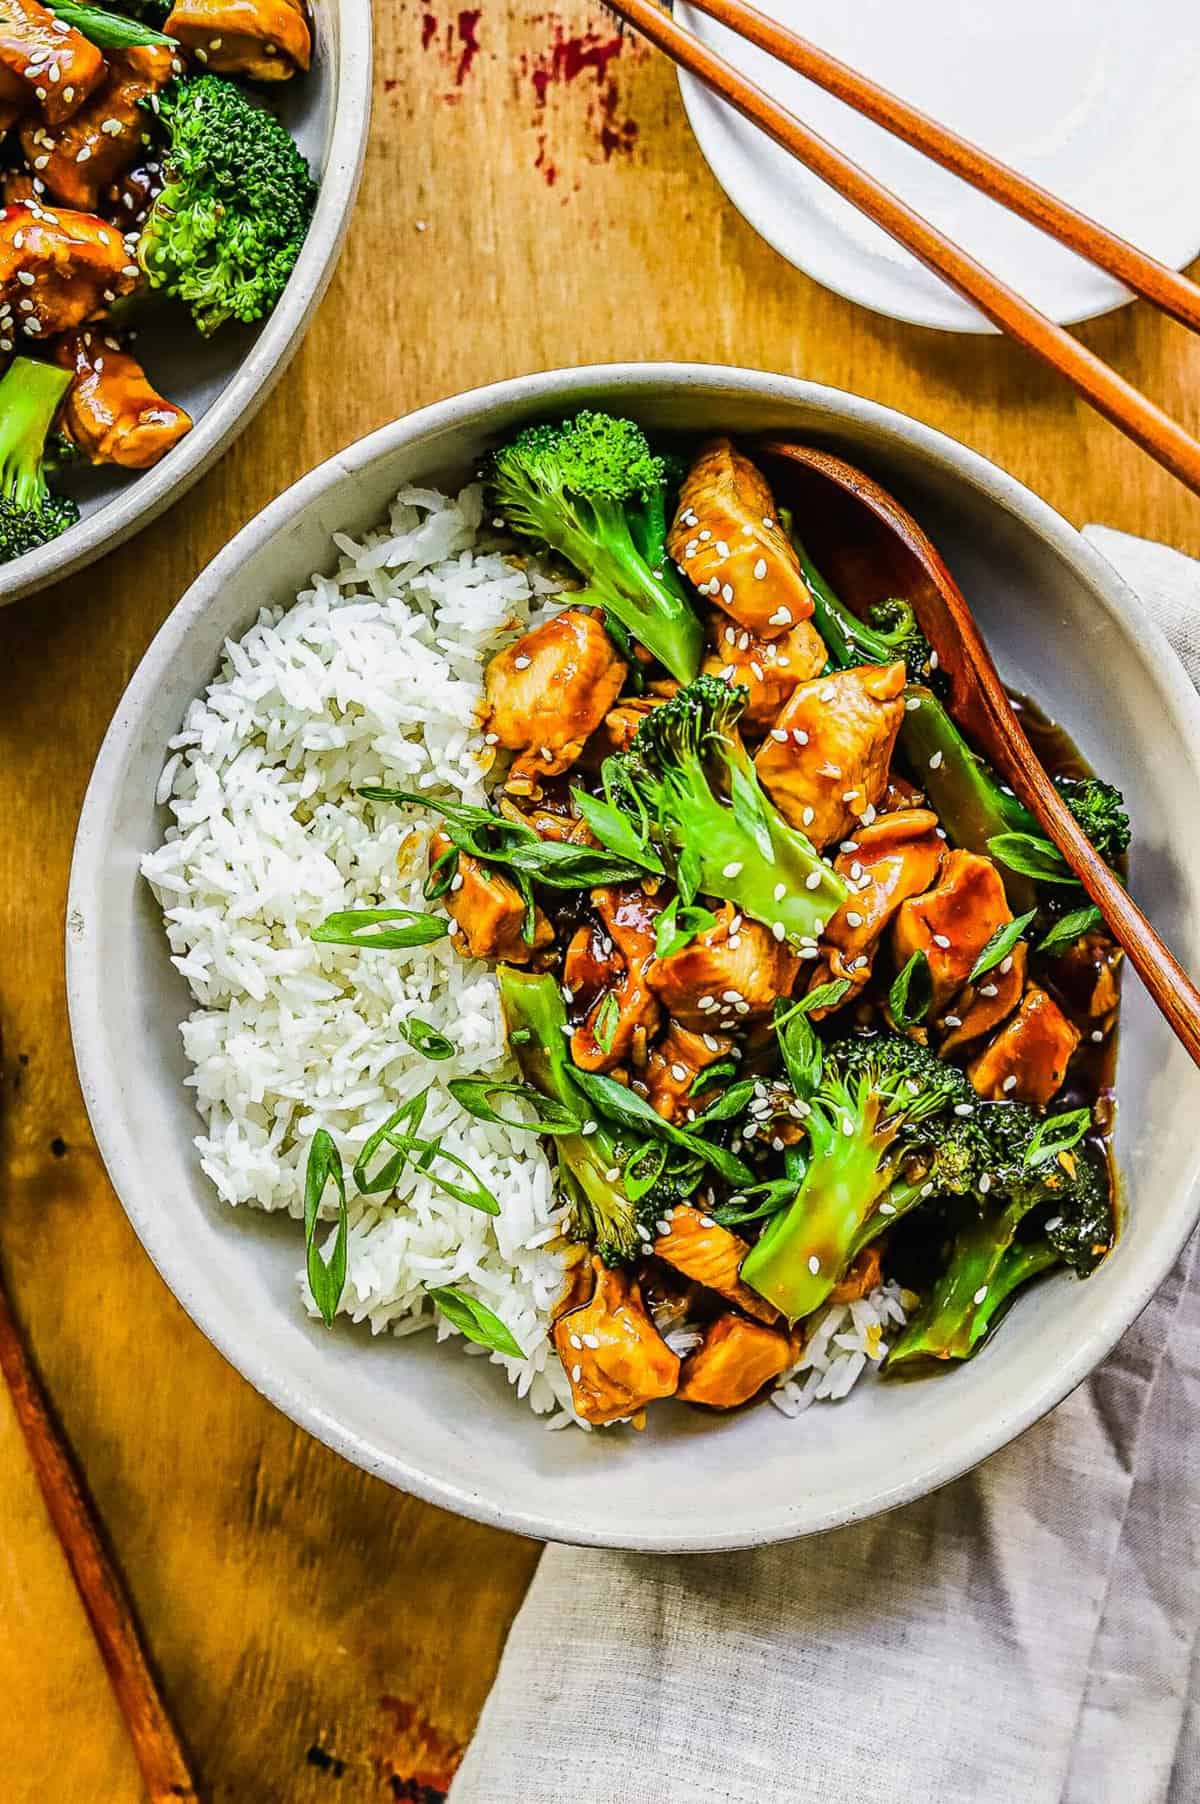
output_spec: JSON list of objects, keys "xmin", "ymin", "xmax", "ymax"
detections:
[
  {"xmin": 497, "ymin": 966, "xmax": 645, "ymax": 1262},
  {"xmin": 0, "ymin": 359, "xmax": 73, "ymax": 510},
  {"xmin": 887, "ymin": 1208, "xmax": 1058, "ymax": 1365},
  {"xmin": 540, "ymin": 500, "xmax": 701, "ymax": 682}
]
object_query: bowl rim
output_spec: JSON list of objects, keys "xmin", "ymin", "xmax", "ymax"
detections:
[
  {"xmin": 66, "ymin": 361, "xmax": 1200, "ymax": 1549},
  {"xmin": 0, "ymin": 0, "xmax": 373, "ymax": 609}
]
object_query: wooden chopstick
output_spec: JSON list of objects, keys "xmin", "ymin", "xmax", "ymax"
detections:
[
  {"xmin": 603, "ymin": 0, "xmax": 1200, "ymax": 501},
  {"xmin": 0, "ymin": 1270, "xmax": 200, "ymax": 1802},
  {"xmin": 685, "ymin": 0, "xmax": 1200, "ymax": 336}
]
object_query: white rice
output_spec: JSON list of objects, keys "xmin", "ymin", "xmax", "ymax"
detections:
[{"xmin": 141, "ymin": 481, "xmax": 901, "ymax": 1426}]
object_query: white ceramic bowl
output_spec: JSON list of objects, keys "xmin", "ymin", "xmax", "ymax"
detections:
[
  {"xmin": 0, "ymin": 1, "xmax": 372, "ymax": 607},
  {"xmin": 67, "ymin": 364, "xmax": 1200, "ymax": 1551}
]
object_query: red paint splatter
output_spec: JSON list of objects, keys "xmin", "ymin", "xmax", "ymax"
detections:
[
  {"xmin": 454, "ymin": 9, "xmax": 482, "ymax": 85},
  {"xmin": 533, "ymin": 132, "xmax": 558, "ymax": 187},
  {"xmin": 420, "ymin": 11, "xmax": 437, "ymax": 49},
  {"xmin": 528, "ymin": 20, "xmax": 624, "ymax": 107},
  {"xmin": 521, "ymin": 16, "xmax": 642, "ymax": 178}
]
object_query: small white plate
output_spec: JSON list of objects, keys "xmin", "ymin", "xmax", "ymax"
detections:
[{"xmin": 677, "ymin": 0, "xmax": 1200, "ymax": 333}]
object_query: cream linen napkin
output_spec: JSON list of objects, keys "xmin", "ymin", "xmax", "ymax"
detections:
[{"xmin": 450, "ymin": 530, "xmax": 1200, "ymax": 1804}]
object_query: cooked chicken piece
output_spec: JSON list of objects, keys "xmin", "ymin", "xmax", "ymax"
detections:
[
  {"xmin": 429, "ymin": 829, "xmax": 553, "ymax": 963},
  {"xmin": 646, "ymin": 902, "xmax": 798, "ymax": 1033},
  {"xmin": 567, "ymin": 883, "xmax": 662, "ymax": 1072},
  {"xmin": 502, "ymin": 799, "xmax": 597, "ymax": 846},
  {"xmin": 880, "ymin": 773, "xmax": 926, "ymax": 813},
  {"xmin": 51, "ymin": 329, "xmax": 191, "ymax": 468},
  {"xmin": 940, "ymin": 942, "xmax": 1027, "ymax": 1056},
  {"xmin": 828, "ymin": 1244, "xmax": 884, "ymax": 1305},
  {"xmin": 668, "ymin": 438, "xmax": 813, "ymax": 639},
  {"xmin": 893, "ymin": 849, "xmax": 1014, "ymax": 1017},
  {"xmin": 754, "ymin": 662, "xmax": 907, "ymax": 849},
  {"xmin": 20, "ymin": 47, "xmax": 172, "ymax": 211},
  {"xmin": 703, "ymin": 611, "xmax": 828, "ymax": 730},
  {"xmin": 1047, "ymin": 930, "xmax": 1124, "ymax": 1021},
  {"xmin": 104, "ymin": 159, "xmax": 163, "ymax": 230},
  {"xmin": 807, "ymin": 807, "xmax": 944, "ymax": 1012},
  {"xmin": 0, "ymin": 59, "xmax": 25, "ymax": 135},
  {"xmin": 641, "ymin": 1019, "xmax": 734, "ymax": 1122},
  {"xmin": 0, "ymin": 0, "xmax": 106, "ymax": 127},
  {"xmin": 592, "ymin": 681, "xmax": 678, "ymax": 757},
  {"xmin": 483, "ymin": 607, "xmax": 627, "ymax": 794},
  {"xmin": 553, "ymin": 1258, "xmax": 680, "ymax": 1425},
  {"xmin": 0, "ymin": 204, "xmax": 139, "ymax": 338},
  {"xmin": 653, "ymin": 1202, "xmax": 780, "ymax": 1326},
  {"xmin": 677, "ymin": 1312, "xmax": 796, "ymax": 1408},
  {"xmin": 637, "ymin": 1259, "xmax": 703, "ymax": 1346},
  {"xmin": 164, "ymin": 0, "xmax": 312, "ymax": 80},
  {"xmin": 968, "ymin": 985, "xmax": 1081, "ymax": 1106}
]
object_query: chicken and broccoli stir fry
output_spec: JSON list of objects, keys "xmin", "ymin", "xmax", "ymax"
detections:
[
  {"xmin": 331, "ymin": 415, "xmax": 1126, "ymax": 1429},
  {"xmin": 0, "ymin": 0, "xmax": 315, "ymax": 563}
]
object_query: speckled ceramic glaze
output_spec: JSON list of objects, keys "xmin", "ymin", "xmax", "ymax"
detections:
[{"xmin": 66, "ymin": 365, "xmax": 1200, "ymax": 1550}]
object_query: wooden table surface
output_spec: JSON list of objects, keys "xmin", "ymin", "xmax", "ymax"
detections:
[{"xmin": 2, "ymin": 5, "xmax": 1199, "ymax": 1799}]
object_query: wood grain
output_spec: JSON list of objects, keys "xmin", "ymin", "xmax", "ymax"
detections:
[{"xmin": 0, "ymin": 2, "xmax": 1198, "ymax": 1799}]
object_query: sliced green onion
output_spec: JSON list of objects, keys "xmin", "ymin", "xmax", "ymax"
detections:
[
  {"xmin": 352, "ymin": 1091, "xmax": 432, "ymax": 1195},
  {"xmin": 312, "ymin": 907, "xmax": 449, "ymax": 949},
  {"xmin": 400, "ymin": 1017, "xmax": 456, "ymax": 1061},
  {"xmin": 426, "ymin": 1284, "xmax": 524, "ymax": 1357},
  {"xmin": 50, "ymin": 1, "xmax": 177, "ymax": 48},
  {"xmin": 593, "ymin": 991, "xmax": 620, "ymax": 1055},
  {"xmin": 303, "ymin": 1130, "xmax": 349, "ymax": 1328},
  {"xmin": 1024, "ymin": 1106, "xmax": 1092, "ymax": 1168},
  {"xmin": 889, "ymin": 951, "xmax": 932, "ymax": 1029},
  {"xmin": 968, "ymin": 908, "xmax": 1038, "ymax": 983},
  {"xmin": 653, "ymin": 895, "xmax": 718, "ymax": 960},
  {"xmin": 447, "ymin": 1077, "xmax": 580, "ymax": 1134},
  {"xmin": 1037, "ymin": 904, "xmax": 1103, "ymax": 955},
  {"xmin": 570, "ymin": 785, "xmax": 664, "ymax": 874},
  {"xmin": 986, "ymin": 832, "xmax": 1081, "ymax": 886},
  {"xmin": 623, "ymin": 1141, "xmax": 668, "ymax": 1202}
]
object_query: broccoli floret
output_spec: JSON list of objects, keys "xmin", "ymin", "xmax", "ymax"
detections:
[
  {"xmin": 610, "ymin": 674, "xmax": 847, "ymax": 944},
  {"xmin": 887, "ymin": 1101, "xmax": 1114, "ymax": 1366},
  {"xmin": 489, "ymin": 411, "xmax": 703, "ymax": 681},
  {"xmin": 138, "ymin": 75, "xmax": 317, "ymax": 336},
  {"xmin": 901, "ymin": 688, "xmax": 1129, "ymax": 908},
  {"xmin": 740, "ymin": 1031, "xmax": 970, "ymax": 1321},
  {"xmin": 0, "ymin": 358, "xmax": 80, "ymax": 565},
  {"xmin": 498, "ymin": 966, "xmax": 670, "ymax": 1264}
]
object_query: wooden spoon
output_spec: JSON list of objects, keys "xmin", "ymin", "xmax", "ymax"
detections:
[{"xmin": 757, "ymin": 438, "xmax": 1200, "ymax": 1071}]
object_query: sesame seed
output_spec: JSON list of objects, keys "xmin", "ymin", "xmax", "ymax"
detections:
[
  {"xmin": 749, "ymin": 660, "xmax": 764, "ymax": 681},
  {"xmin": 954, "ymin": 1103, "xmax": 975, "ymax": 1117},
  {"xmin": 930, "ymin": 650, "xmax": 939, "ymax": 669},
  {"xmin": 671, "ymin": 1063, "xmax": 688, "ymax": 1082},
  {"xmin": 841, "ymin": 840, "xmax": 859, "ymax": 853},
  {"xmin": 819, "ymin": 762, "xmax": 842, "ymax": 779},
  {"xmin": 805, "ymin": 871, "xmax": 822, "ymax": 890},
  {"xmin": 569, "ymin": 1333, "xmax": 582, "ymax": 1349},
  {"xmin": 753, "ymin": 558, "xmax": 768, "ymax": 581},
  {"xmin": 802, "ymin": 807, "xmax": 815, "ymax": 826},
  {"xmin": 581, "ymin": 1120, "xmax": 597, "ymax": 1135},
  {"xmin": 762, "ymin": 516, "xmax": 775, "ymax": 528},
  {"xmin": 698, "ymin": 994, "xmax": 715, "ymax": 1009},
  {"xmin": 702, "ymin": 1033, "xmax": 720, "ymax": 1052},
  {"xmin": 715, "ymin": 539, "xmax": 730, "ymax": 558},
  {"xmin": 808, "ymin": 1255, "xmax": 821, "ymax": 1274},
  {"xmin": 792, "ymin": 729, "xmax": 809, "ymax": 745},
  {"xmin": 772, "ymin": 922, "xmax": 785, "ymax": 941},
  {"xmin": 484, "ymin": 731, "xmax": 499, "ymax": 745},
  {"xmin": 513, "ymin": 655, "xmax": 531, "ymax": 669},
  {"xmin": 944, "ymin": 1014, "xmax": 962, "ymax": 1028},
  {"xmin": 1002, "ymin": 1075, "xmax": 1018, "ymax": 1093},
  {"xmin": 1091, "ymin": 1028, "xmax": 1104, "ymax": 1043},
  {"xmin": 16, "ymin": 270, "xmax": 34, "ymax": 286},
  {"xmin": 719, "ymin": 664, "xmax": 735, "ymax": 682},
  {"xmin": 978, "ymin": 982, "xmax": 998, "ymax": 998},
  {"xmin": 932, "ymin": 933, "xmax": 951, "ymax": 949},
  {"xmin": 879, "ymin": 1201, "xmax": 896, "ymax": 1216},
  {"xmin": 572, "ymin": 1363, "xmax": 582, "ymax": 1382},
  {"xmin": 722, "ymin": 583, "xmax": 734, "ymax": 604},
  {"xmin": 1045, "ymin": 1216, "xmax": 1063, "ymax": 1232},
  {"xmin": 583, "ymin": 1334, "xmax": 600, "ymax": 1349},
  {"xmin": 209, "ymin": 34, "xmax": 223, "ymax": 47},
  {"xmin": 722, "ymin": 989, "xmax": 741, "ymax": 1002},
  {"xmin": 121, "ymin": 263, "xmax": 138, "ymax": 277},
  {"xmin": 737, "ymin": 630, "xmax": 750, "ymax": 650},
  {"xmin": 540, "ymin": 746, "xmax": 553, "ymax": 762},
  {"xmin": 604, "ymin": 1167, "xmax": 620, "ymax": 1183},
  {"xmin": 842, "ymin": 789, "xmax": 859, "ymax": 803},
  {"xmin": 770, "ymin": 727, "xmax": 788, "ymax": 743},
  {"xmin": 450, "ymin": 872, "xmax": 464, "ymax": 892},
  {"xmin": 798, "ymin": 946, "xmax": 820, "ymax": 959},
  {"xmin": 973, "ymin": 1286, "xmax": 989, "ymax": 1306},
  {"xmin": 980, "ymin": 1174, "xmax": 992, "ymax": 1193},
  {"xmin": 722, "ymin": 860, "xmax": 743, "ymax": 878},
  {"xmin": 905, "ymin": 696, "xmax": 922, "ymax": 711},
  {"xmin": 774, "ymin": 882, "xmax": 786, "ymax": 901},
  {"xmin": 819, "ymin": 684, "xmax": 836, "ymax": 702},
  {"xmin": 928, "ymin": 751, "xmax": 943, "ymax": 770},
  {"xmin": 1000, "ymin": 955, "xmax": 1013, "ymax": 974},
  {"xmin": 845, "ymin": 911, "xmax": 863, "ymax": 928},
  {"xmin": 699, "ymin": 529, "xmax": 711, "ymax": 541},
  {"xmin": 75, "ymin": 145, "xmax": 91, "ymax": 163}
]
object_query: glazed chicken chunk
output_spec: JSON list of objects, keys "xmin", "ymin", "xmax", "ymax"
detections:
[
  {"xmin": 893, "ymin": 849, "xmax": 1018, "ymax": 1019},
  {"xmin": 641, "ymin": 1019, "xmax": 734, "ymax": 1123},
  {"xmin": 646, "ymin": 903, "xmax": 799, "ymax": 1033},
  {"xmin": 0, "ymin": 204, "xmax": 139, "ymax": 340},
  {"xmin": 553, "ymin": 1259, "xmax": 680, "ymax": 1425},
  {"xmin": 807, "ymin": 806, "xmax": 945, "ymax": 1010},
  {"xmin": 0, "ymin": 0, "xmax": 106, "ymax": 127},
  {"xmin": 702, "ymin": 610, "xmax": 827, "ymax": 730},
  {"xmin": 677, "ymin": 1312, "xmax": 796, "ymax": 1408},
  {"xmin": 755, "ymin": 661, "xmax": 907, "ymax": 849},
  {"xmin": 428, "ymin": 829, "xmax": 553, "ymax": 963},
  {"xmin": 164, "ymin": 0, "xmax": 312, "ymax": 81},
  {"xmin": 52, "ymin": 329, "xmax": 191, "ymax": 468},
  {"xmin": 484, "ymin": 606, "xmax": 627, "ymax": 793},
  {"xmin": 968, "ymin": 985, "xmax": 1081, "ymax": 1106},
  {"xmin": 20, "ymin": 47, "xmax": 174, "ymax": 212},
  {"xmin": 565, "ymin": 883, "xmax": 662, "ymax": 1072},
  {"xmin": 652, "ymin": 1203, "xmax": 780, "ymax": 1326},
  {"xmin": 668, "ymin": 438, "xmax": 814, "ymax": 640}
]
